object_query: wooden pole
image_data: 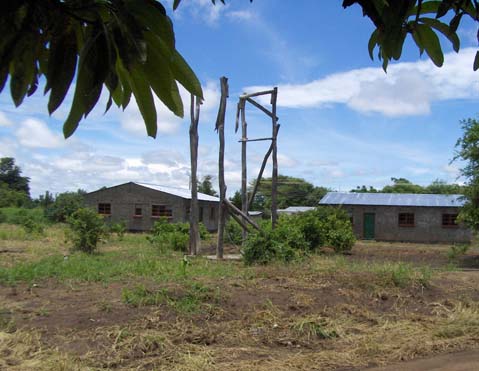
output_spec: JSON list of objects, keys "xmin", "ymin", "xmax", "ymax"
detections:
[
  {"xmin": 224, "ymin": 199, "xmax": 260, "ymax": 231},
  {"xmin": 215, "ymin": 77, "xmax": 229, "ymax": 260},
  {"xmin": 271, "ymin": 87, "xmax": 279, "ymax": 228},
  {"xmin": 189, "ymin": 94, "xmax": 201, "ymax": 255},
  {"xmin": 240, "ymin": 98, "xmax": 248, "ymax": 242}
]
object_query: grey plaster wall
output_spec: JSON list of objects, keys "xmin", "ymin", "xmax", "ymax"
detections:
[
  {"xmin": 342, "ymin": 205, "xmax": 472, "ymax": 243},
  {"xmin": 84, "ymin": 183, "xmax": 219, "ymax": 231}
]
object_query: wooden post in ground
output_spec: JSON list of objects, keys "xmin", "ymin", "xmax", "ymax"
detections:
[
  {"xmin": 240, "ymin": 99, "xmax": 248, "ymax": 242},
  {"xmin": 189, "ymin": 94, "xmax": 201, "ymax": 255},
  {"xmin": 215, "ymin": 77, "xmax": 229, "ymax": 260},
  {"xmin": 271, "ymin": 87, "xmax": 279, "ymax": 228}
]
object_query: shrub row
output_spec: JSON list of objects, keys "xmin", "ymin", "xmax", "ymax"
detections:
[{"xmin": 242, "ymin": 207, "xmax": 355, "ymax": 265}]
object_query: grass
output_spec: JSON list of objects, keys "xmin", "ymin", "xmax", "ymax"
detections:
[
  {"xmin": 2, "ymin": 225, "xmax": 479, "ymax": 370},
  {"xmin": 0, "ymin": 207, "xmax": 47, "ymax": 224}
]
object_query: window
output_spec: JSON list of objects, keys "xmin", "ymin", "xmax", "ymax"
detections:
[
  {"xmin": 442, "ymin": 214, "xmax": 458, "ymax": 227},
  {"xmin": 398, "ymin": 213, "xmax": 414, "ymax": 227},
  {"xmin": 151, "ymin": 205, "xmax": 172, "ymax": 218},
  {"xmin": 98, "ymin": 203, "xmax": 111, "ymax": 215},
  {"xmin": 210, "ymin": 206, "xmax": 216, "ymax": 221},
  {"xmin": 134, "ymin": 204, "xmax": 142, "ymax": 217},
  {"xmin": 199, "ymin": 207, "xmax": 204, "ymax": 222}
]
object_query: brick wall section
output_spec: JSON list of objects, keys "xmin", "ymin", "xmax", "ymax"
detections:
[
  {"xmin": 343, "ymin": 205, "xmax": 472, "ymax": 243},
  {"xmin": 84, "ymin": 183, "xmax": 219, "ymax": 232}
]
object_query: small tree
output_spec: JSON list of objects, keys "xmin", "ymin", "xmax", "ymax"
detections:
[
  {"xmin": 45, "ymin": 190, "xmax": 85, "ymax": 222},
  {"xmin": 67, "ymin": 208, "xmax": 106, "ymax": 254},
  {"xmin": 453, "ymin": 117, "xmax": 479, "ymax": 231},
  {"xmin": 197, "ymin": 175, "xmax": 218, "ymax": 196}
]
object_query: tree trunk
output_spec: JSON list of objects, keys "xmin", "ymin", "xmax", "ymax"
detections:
[{"xmin": 189, "ymin": 94, "xmax": 201, "ymax": 255}]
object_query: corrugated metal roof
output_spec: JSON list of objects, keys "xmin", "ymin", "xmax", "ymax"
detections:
[
  {"xmin": 248, "ymin": 211, "xmax": 263, "ymax": 216},
  {"xmin": 319, "ymin": 192, "xmax": 465, "ymax": 207},
  {"xmin": 135, "ymin": 182, "xmax": 220, "ymax": 202},
  {"xmin": 278, "ymin": 206, "xmax": 316, "ymax": 214}
]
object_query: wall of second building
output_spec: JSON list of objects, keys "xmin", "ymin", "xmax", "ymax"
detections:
[
  {"xmin": 344, "ymin": 205, "xmax": 472, "ymax": 243},
  {"xmin": 84, "ymin": 183, "xmax": 219, "ymax": 232}
]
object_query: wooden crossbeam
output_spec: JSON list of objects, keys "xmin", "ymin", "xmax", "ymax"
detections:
[
  {"xmin": 238, "ymin": 137, "xmax": 273, "ymax": 143},
  {"xmin": 245, "ymin": 97, "xmax": 279, "ymax": 120}
]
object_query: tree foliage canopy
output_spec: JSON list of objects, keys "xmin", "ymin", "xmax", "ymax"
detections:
[
  {"xmin": 2, "ymin": 1, "xmax": 479, "ymax": 137},
  {"xmin": 351, "ymin": 177, "xmax": 464, "ymax": 194},
  {"xmin": 343, "ymin": 0, "xmax": 478, "ymax": 71},
  {"xmin": 197, "ymin": 175, "xmax": 218, "ymax": 196},
  {"xmin": 1, "ymin": 0, "xmax": 203, "ymax": 138},
  {"xmin": 453, "ymin": 117, "xmax": 479, "ymax": 230}
]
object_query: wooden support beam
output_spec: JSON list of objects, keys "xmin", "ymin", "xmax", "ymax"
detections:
[
  {"xmin": 271, "ymin": 87, "xmax": 279, "ymax": 228},
  {"xmin": 189, "ymin": 94, "xmax": 201, "ymax": 255},
  {"xmin": 245, "ymin": 97, "xmax": 279, "ymax": 120},
  {"xmin": 215, "ymin": 77, "xmax": 229, "ymax": 260},
  {"xmin": 238, "ymin": 137, "xmax": 273, "ymax": 143},
  {"xmin": 241, "ymin": 99, "xmax": 248, "ymax": 242},
  {"xmin": 225, "ymin": 199, "xmax": 261, "ymax": 231},
  {"xmin": 228, "ymin": 210, "xmax": 252, "ymax": 233},
  {"xmin": 241, "ymin": 90, "xmax": 275, "ymax": 99}
]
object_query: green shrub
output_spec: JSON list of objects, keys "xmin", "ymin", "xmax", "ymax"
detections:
[
  {"xmin": 0, "ymin": 210, "xmax": 5, "ymax": 224},
  {"xmin": 45, "ymin": 191, "xmax": 84, "ymax": 222},
  {"xmin": 67, "ymin": 208, "xmax": 106, "ymax": 254},
  {"xmin": 147, "ymin": 217, "xmax": 190, "ymax": 252},
  {"xmin": 21, "ymin": 215, "xmax": 44, "ymax": 235},
  {"xmin": 0, "ymin": 207, "xmax": 46, "ymax": 225},
  {"xmin": 109, "ymin": 220, "xmax": 127, "ymax": 240},
  {"xmin": 448, "ymin": 244, "xmax": 470, "ymax": 261},
  {"xmin": 322, "ymin": 214, "xmax": 356, "ymax": 253},
  {"xmin": 225, "ymin": 220, "xmax": 243, "ymax": 245},
  {"xmin": 199, "ymin": 222, "xmax": 209, "ymax": 239},
  {"xmin": 242, "ymin": 222, "xmax": 302, "ymax": 265}
]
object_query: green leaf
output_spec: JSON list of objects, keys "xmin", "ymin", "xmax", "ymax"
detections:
[
  {"xmin": 127, "ymin": 63, "xmax": 157, "ymax": 138},
  {"xmin": 46, "ymin": 29, "xmax": 78, "ymax": 114},
  {"xmin": 412, "ymin": 23, "xmax": 444, "ymax": 67},
  {"xmin": 474, "ymin": 51, "xmax": 479, "ymax": 71},
  {"xmin": 420, "ymin": 17, "xmax": 460, "ymax": 53},
  {"xmin": 406, "ymin": 1, "xmax": 441, "ymax": 17},
  {"xmin": 368, "ymin": 29, "xmax": 379, "ymax": 60},
  {"xmin": 63, "ymin": 26, "xmax": 109, "ymax": 138},
  {"xmin": 0, "ymin": 65, "xmax": 8, "ymax": 93},
  {"xmin": 116, "ymin": 59, "xmax": 132, "ymax": 110},
  {"xmin": 449, "ymin": 13, "xmax": 463, "ymax": 33},
  {"xmin": 10, "ymin": 36, "xmax": 35, "ymax": 107},
  {"xmin": 171, "ymin": 50, "xmax": 203, "ymax": 99},
  {"xmin": 173, "ymin": 0, "xmax": 182, "ymax": 10},
  {"xmin": 143, "ymin": 39, "xmax": 183, "ymax": 117}
]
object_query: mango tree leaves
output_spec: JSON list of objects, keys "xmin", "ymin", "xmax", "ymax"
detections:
[
  {"xmin": 343, "ymin": 0, "xmax": 477, "ymax": 71},
  {"xmin": 0, "ymin": 0, "xmax": 204, "ymax": 139}
]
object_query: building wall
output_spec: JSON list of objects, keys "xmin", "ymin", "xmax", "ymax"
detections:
[
  {"xmin": 84, "ymin": 183, "xmax": 219, "ymax": 231},
  {"xmin": 342, "ymin": 205, "xmax": 472, "ymax": 243}
]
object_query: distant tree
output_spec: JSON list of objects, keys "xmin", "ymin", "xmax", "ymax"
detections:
[
  {"xmin": 0, "ymin": 183, "xmax": 30, "ymax": 208},
  {"xmin": 197, "ymin": 175, "xmax": 218, "ymax": 196},
  {"xmin": 230, "ymin": 190, "xmax": 242, "ymax": 209},
  {"xmin": 36, "ymin": 191, "xmax": 55, "ymax": 209},
  {"xmin": 453, "ymin": 117, "xmax": 479, "ymax": 231},
  {"xmin": 381, "ymin": 178, "xmax": 425, "ymax": 194},
  {"xmin": 0, "ymin": 157, "xmax": 30, "ymax": 196},
  {"xmin": 45, "ymin": 190, "xmax": 85, "ymax": 223},
  {"xmin": 351, "ymin": 185, "xmax": 379, "ymax": 193},
  {"xmin": 253, "ymin": 175, "xmax": 326, "ymax": 210},
  {"xmin": 425, "ymin": 179, "xmax": 464, "ymax": 194}
]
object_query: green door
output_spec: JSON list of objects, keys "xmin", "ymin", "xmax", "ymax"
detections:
[{"xmin": 363, "ymin": 213, "xmax": 375, "ymax": 240}]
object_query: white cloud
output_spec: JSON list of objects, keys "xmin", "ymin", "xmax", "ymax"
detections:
[
  {"xmin": 245, "ymin": 48, "xmax": 479, "ymax": 117},
  {"xmin": 277, "ymin": 153, "xmax": 298, "ymax": 168},
  {"xmin": 0, "ymin": 111, "xmax": 12, "ymax": 127},
  {"xmin": 15, "ymin": 118, "xmax": 63, "ymax": 148},
  {"xmin": 172, "ymin": 0, "xmax": 228, "ymax": 26},
  {"xmin": 227, "ymin": 10, "xmax": 255, "ymax": 21}
]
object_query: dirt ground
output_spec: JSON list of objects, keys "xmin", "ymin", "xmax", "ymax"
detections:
[{"xmin": 1, "ymin": 241, "xmax": 479, "ymax": 370}]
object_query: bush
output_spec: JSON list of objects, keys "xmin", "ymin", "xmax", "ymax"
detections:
[
  {"xmin": 225, "ymin": 220, "xmax": 243, "ymax": 245},
  {"xmin": 21, "ymin": 215, "xmax": 44, "ymax": 235},
  {"xmin": 147, "ymin": 217, "xmax": 190, "ymax": 252},
  {"xmin": 0, "ymin": 210, "xmax": 5, "ymax": 224},
  {"xmin": 67, "ymin": 208, "xmax": 106, "ymax": 254},
  {"xmin": 321, "ymin": 213, "xmax": 356, "ymax": 253},
  {"xmin": 45, "ymin": 191, "xmax": 84, "ymax": 222},
  {"xmin": 109, "ymin": 220, "xmax": 126, "ymax": 240},
  {"xmin": 242, "ymin": 222, "xmax": 302, "ymax": 265},
  {"xmin": 199, "ymin": 222, "xmax": 210, "ymax": 239},
  {"xmin": 448, "ymin": 244, "xmax": 470, "ymax": 261}
]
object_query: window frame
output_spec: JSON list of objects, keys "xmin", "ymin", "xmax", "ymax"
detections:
[
  {"xmin": 134, "ymin": 204, "xmax": 143, "ymax": 218},
  {"xmin": 442, "ymin": 213, "xmax": 458, "ymax": 228},
  {"xmin": 398, "ymin": 212, "xmax": 415, "ymax": 227},
  {"xmin": 151, "ymin": 204, "xmax": 173, "ymax": 219},
  {"xmin": 98, "ymin": 203, "xmax": 111, "ymax": 215}
]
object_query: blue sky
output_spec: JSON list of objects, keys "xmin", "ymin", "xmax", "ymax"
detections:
[{"xmin": 1, "ymin": 0, "xmax": 479, "ymax": 197}]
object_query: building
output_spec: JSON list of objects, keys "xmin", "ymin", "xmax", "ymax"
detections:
[
  {"xmin": 84, "ymin": 182, "xmax": 220, "ymax": 232},
  {"xmin": 319, "ymin": 192, "xmax": 472, "ymax": 243},
  {"xmin": 277, "ymin": 206, "xmax": 316, "ymax": 215}
]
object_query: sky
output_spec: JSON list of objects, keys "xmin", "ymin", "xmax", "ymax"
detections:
[{"xmin": 1, "ymin": 0, "xmax": 479, "ymax": 198}]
